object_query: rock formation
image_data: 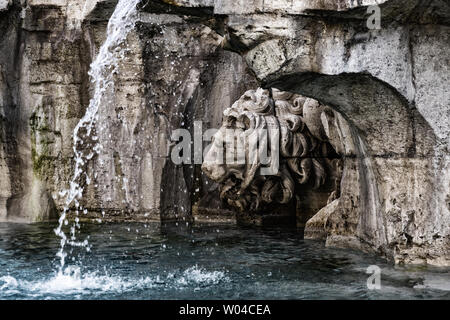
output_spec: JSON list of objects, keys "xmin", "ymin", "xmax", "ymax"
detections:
[
  {"xmin": 0, "ymin": 0, "xmax": 449, "ymax": 265},
  {"xmin": 213, "ymin": 0, "xmax": 450, "ymax": 266}
]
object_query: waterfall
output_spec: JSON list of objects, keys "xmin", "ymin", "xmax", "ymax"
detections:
[{"xmin": 54, "ymin": 0, "xmax": 140, "ymax": 273}]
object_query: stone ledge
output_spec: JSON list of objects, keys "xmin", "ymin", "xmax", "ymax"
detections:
[
  {"xmin": 192, "ymin": 204, "xmax": 236, "ymax": 224},
  {"xmin": 28, "ymin": 0, "xmax": 67, "ymax": 6},
  {"xmin": 304, "ymin": 199, "xmax": 339, "ymax": 240},
  {"xmin": 214, "ymin": 0, "xmax": 388, "ymax": 15}
]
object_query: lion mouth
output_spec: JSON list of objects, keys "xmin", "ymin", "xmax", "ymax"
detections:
[{"xmin": 220, "ymin": 175, "xmax": 243, "ymax": 201}]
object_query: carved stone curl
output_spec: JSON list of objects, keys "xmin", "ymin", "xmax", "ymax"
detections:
[{"xmin": 202, "ymin": 88, "xmax": 341, "ymax": 213}]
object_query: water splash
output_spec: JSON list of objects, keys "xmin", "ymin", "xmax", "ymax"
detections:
[
  {"xmin": 0, "ymin": 269, "xmax": 155, "ymax": 298},
  {"xmin": 55, "ymin": 0, "xmax": 140, "ymax": 272},
  {"xmin": 175, "ymin": 265, "xmax": 229, "ymax": 286},
  {"xmin": 0, "ymin": 266, "xmax": 230, "ymax": 299}
]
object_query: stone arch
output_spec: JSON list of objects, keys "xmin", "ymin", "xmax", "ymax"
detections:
[{"xmin": 267, "ymin": 72, "xmax": 439, "ymax": 262}]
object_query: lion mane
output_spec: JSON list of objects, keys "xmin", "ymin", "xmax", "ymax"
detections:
[{"xmin": 202, "ymin": 88, "xmax": 335, "ymax": 213}]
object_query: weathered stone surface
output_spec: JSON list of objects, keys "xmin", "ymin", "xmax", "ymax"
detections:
[
  {"xmin": 214, "ymin": 0, "xmax": 390, "ymax": 15},
  {"xmin": 216, "ymin": 0, "xmax": 449, "ymax": 265},
  {"xmin": 0, "ymin": 0, "xmax": 448, "ymax": 266},
  {"xmin": 305, "ymin": 199, "xmax": 339, "ymax": 240},
  {"xmin": 0, "ymin": 0, "xmax": 257, "ymax": 223},
  {"xmin": 0, "ymin": 0, "xmax": 11, "ymax": 11}
]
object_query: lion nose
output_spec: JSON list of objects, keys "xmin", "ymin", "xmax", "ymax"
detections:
[
  {"xmin": 201, "ymin": 161, "xmax": 226, "ymax": 182},
  {"xmin": 201, "ymin": 162, "xmax": 212, "ymax": 178}
]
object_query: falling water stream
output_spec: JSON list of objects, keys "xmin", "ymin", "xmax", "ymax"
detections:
[{"xmin": 55, "ymin": 0, "xmax": 140, "ymax": 274}]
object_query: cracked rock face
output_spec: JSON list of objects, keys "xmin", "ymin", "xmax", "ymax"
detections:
[{"xmin": 0, "ymin": 0, "xmax": 449, "ymax": 266}]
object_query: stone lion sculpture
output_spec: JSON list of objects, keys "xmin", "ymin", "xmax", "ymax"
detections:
[{"xmin": 202, "ymin": 88, "xmax": 341, "ymax": 214}]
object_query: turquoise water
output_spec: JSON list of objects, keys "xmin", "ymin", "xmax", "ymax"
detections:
[{"xmin": 0, "ymin": 222, "xmax": 449, "ymax": 300}]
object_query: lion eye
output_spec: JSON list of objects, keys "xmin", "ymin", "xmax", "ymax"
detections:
[{"xmin": 242, "ymin": 116, "xmax": 251, "ymax": 129}]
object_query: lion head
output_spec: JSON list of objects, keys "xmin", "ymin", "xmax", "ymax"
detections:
[{"xmin": 202, "ymin": 88, "xmax": 334, "ymax": 213}]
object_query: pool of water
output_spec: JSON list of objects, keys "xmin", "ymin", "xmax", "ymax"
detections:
[{"xmin": 0, "ymin": 222, "xmax": 449, "ymax": 300}]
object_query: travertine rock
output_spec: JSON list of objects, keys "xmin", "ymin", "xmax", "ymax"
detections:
[
  {"xmin": 0, "ymin": 0, "xmax": 256, "ymax": 222},
  {"xmin": 217, "ymin": 0, "xmax": 450, "ymax": 265},
  {"xmin": 0, "ymin": 0, "xmax": 448, "ymax": 265},
  {"xmin": 214, "ymin": 0, "xmax": 390, "ymax": 14}
]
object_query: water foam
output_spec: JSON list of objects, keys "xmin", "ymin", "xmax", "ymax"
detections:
[
  {"xmin": 0, "ymin": 273, "xmax": 154, "ymax": 298},
  {"xmin": 0, "ymin": 265, "xmax": 229, "ymax": 298},
  {"xmin": 175, "ymin": 265, "xmax": 230, "ymax": 286},
  {"xmin": 414, "ymin": 274, "xmax": 450, "ymax": 291}
]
